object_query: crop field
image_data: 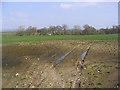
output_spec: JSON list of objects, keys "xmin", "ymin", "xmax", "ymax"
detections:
[
  {"xmin": 2, "ymin": 33, "xmax": 118, "ymax": 44},
  {"xmin": 2, "ymin": 33, "xmax": 119, "ymax": 88}
]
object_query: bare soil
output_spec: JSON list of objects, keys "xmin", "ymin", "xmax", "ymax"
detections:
[{"xmin": 2, "ymin": 40, "xmax": 119, "ymax": 88}]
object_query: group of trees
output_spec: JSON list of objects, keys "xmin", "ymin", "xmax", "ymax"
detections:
[
  {"xmin": 16, "ymin": 24, "xmax": 119, "ymax": 36},
  {"xmin": 16, "ymin": 26, "xmax": 37, "ymax": 36}
]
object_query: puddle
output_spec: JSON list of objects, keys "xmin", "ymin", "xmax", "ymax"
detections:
[
  {"xmin": 44, "ymin": 54, "xmax": 56, "ymax": 63},
  {"xmin": 55, "ymin": 50, "xmax": 72, "ymax": 66}
]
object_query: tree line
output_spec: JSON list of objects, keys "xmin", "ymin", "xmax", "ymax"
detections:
[{"xmin": 16, "ymin": 24, "xmax": 120, "ymax": 36}]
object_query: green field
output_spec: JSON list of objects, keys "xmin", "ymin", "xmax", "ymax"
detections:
[{"xmin": 2, "ymin": 33, "xmax": 118, "ymax": 44}]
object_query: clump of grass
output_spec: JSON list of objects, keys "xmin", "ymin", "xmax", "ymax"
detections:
[
  {"xmin": 103, "ymin": 65, "xmax": 108, "ymax": 68},
  {"xmin": 97, "ymin": 83, "xmax": 103, "ymax": 85},
  {"xmin": 91, "ymin": 64, "xmax": 98, "ymax": 68},
  {"xmin": 89, "ymin": 76, "xmax": 92, "ymax": 79},
  {"xmin": 96, "ymin": 86, "xmax": 100, "ymax": 88},
  {"xmin": 16, "ymin": 43, "xmax": 20, "ymax": 45},
  {"xmin": 89, "ymin": 71, "xmax": 92, "ymax": 74}
]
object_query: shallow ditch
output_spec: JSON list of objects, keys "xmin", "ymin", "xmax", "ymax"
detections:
[
  {"xmin": 54, "ymin": 50, "xmax": 72, "ymax": 66},
  {"xmin": 2, "ymin": 40, "xmax": 119, "ymax": 88}
]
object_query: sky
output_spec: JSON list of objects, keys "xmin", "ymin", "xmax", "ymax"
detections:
[{"xmin": 2, "ymin": 2, "xmax": 118, "ymax": 31}]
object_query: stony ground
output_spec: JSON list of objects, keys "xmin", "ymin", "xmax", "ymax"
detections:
[{"xmin": 2, "ymin": 40, "xmax": 119, "ymax": 88}]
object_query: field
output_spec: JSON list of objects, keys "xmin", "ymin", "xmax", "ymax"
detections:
[
  {"xmin": 2, "ymin": 33, "xmax": 119, "ymax": 88},
  {"xmin": 2, "ymin": 33, "xmax": 118, "ymax": 44}
]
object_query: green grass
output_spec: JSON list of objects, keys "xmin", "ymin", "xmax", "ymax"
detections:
[
  {"xmin": 96, "ymin": 86, "xmax": 100, "ymax": 88},
  {"xmin": 97, "ymin": 83, "xmax": 103, "ymax": 85},
  {"xmin": 2, "ymin": 33, "xmax": 118, "ymax": 44},
  {"xmin": 103, "ymin": 65, "xmax": 108, "ymax": 68}
]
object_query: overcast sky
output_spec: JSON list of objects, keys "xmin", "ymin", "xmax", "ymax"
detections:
[{"xmin": 2, "ymin": 2, "xmax": 118, "ymax": 31}]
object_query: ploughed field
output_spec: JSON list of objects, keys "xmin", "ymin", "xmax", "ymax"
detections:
[{"xmin": 2, "ymin": 40, "xmax": 119, "ymax": 88}]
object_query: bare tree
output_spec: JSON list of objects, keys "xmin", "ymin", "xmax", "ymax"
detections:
[
  {"xmin": 62, "ymin": 24, "xmax": 67, "ymax": 35},
  {"xmin": 26, "ymin": 26, "xmax": 37, "ymax": 35},
  {"xmin": 83, "ymin": 24, "xmax": 97, "ymax": 35},
  {"xmin": 73, "ymin": 25, "xmax": 81, "ymax": 31},
  {"xmin": 16, "ymin": 25, "xmax": 25, "ymax": 36},
  {"xmin": 62, "ymin": 24, "xmax": 67, "ymax": 31}
]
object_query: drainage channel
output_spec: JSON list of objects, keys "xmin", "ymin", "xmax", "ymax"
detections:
[
  {"xmin": 77, "ymin": 46, "xmax": 91, "ymax": 88},
  {"xmin": 44, "ymin": 54, "xmax": 56, "ymax": 63},
  {"xmin": 54, "ymin": 50, "xmax": 72, "ymax": 66},
  {"xmin": 81, "ymin": 46, "xmax": 90, "ymax": 66}
]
